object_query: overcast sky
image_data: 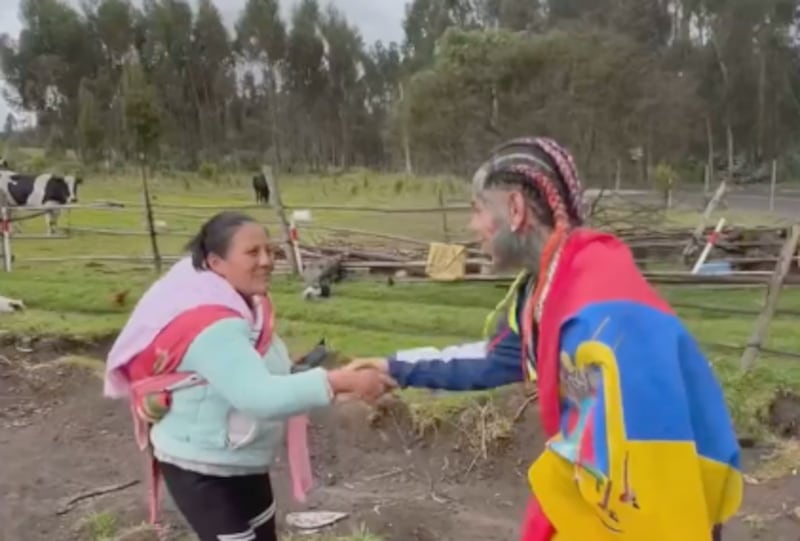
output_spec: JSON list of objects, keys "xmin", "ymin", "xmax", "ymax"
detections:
[{"xmin": 0, "ymin": 0, "xmax": 407, "ymax": 124}]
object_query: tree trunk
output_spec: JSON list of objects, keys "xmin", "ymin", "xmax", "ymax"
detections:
[
  {"xmin": 399, "ymin": 81, "xmax": 413, "ymax": 175},
  {"xmin": 756, "ymin": 36, "xmax": 767, "ymax": 162},
  {"xmin": 706, "ymin": 115, "xmax": 714, "ymax": 195}
]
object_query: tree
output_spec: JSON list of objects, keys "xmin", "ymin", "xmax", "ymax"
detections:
[
  {"xmin": 4, "ymin": 114, "xmax": 15, "ymax": 136},
  {"xmin": 123, "ymin": 53, "xmax": 162, "ymax": 272},
  {"xmin": 1, "ymin": 0, "xmax": 800, "ymax": 180},
  {"xmin": 235, "ymin": 0, "xmax": 287, "ymax": 167}
]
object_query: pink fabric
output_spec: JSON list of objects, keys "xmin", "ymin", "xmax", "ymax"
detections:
[
  {"xmin": 129, "ymin": 372, "xmax": 201, "ymax": 451},
  {"xmin": 105, "ymin": 257, "xmax": 257, "ymax": 398},
  {"xmin": 287, "ymin": 415, "xmax": 314, "ymax": 502},
  {"xmin": 105, "ymin": 256, "xmax": 315, "ymax": 507}
]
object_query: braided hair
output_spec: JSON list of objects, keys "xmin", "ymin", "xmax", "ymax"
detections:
[
  {"xmin": 471, "ymin": 136, "xmax": 585, "ymax": 229},
  {"xmin": 471, "ymin": 137, "xmax": 585, "ymax": 382}
]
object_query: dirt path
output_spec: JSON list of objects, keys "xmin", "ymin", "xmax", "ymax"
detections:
[{"xmin": 0, "ymin": 345, "xmax": 798, "ymax": 541}]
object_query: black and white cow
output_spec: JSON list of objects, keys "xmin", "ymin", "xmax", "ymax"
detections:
[
  {"xmin": 0, "ymin": 171, "xmax": 82, "ymax": 235},
  {"xmin": 252, "ymin": 173, "xmax": 271, "ymax": 205}
]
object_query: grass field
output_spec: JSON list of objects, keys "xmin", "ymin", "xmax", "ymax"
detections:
[
  {"xmin": 3, "ymin": 171, "xmax": 799, "ymax": 432},
  {"xmin": 2, "ymin": 171, "xmax": 799, "ymax": 540}
]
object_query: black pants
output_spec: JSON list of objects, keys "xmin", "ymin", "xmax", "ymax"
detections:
[{"xmin": 159, "ymin": 461, "xmax": 277, "ymax": 541}]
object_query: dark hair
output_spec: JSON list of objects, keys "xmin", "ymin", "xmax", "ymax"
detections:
[
  {"xmin": 473, "ymin": 137, "xmax": 585, "ymax": 230},
  {"xmin": 186, "ymin": 211, "xmax": 259, "ymax": 269}
]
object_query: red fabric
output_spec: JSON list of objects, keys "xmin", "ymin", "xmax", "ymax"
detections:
[
  {"xmin": 125, "ymin": 305, "xmax": 242, "ymax": 383},
  {"xmin": 525, "ymin": 229, "xmax": 673, "ymax": 540},
  {"xmin": 520, "ymin": 497, "xmax": 556, "ymax": 541},
  {"xmin": 127, "ymin": 299, "xmax": 275, "ymax": 381},
  {"xmin": 534, "ymin": 228, "xmax": 673, "ymax": 437}
]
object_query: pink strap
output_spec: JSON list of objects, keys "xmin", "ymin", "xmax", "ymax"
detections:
[{"xmin": 286, "ymin": 415, "xmax": 314, "ymax": 502}]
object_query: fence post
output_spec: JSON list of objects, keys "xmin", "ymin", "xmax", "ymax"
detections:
[
  {"xmin": 691, "ymin": 217, "xmax": 726, "ymax": 274},
  {"xmin": 769, "ymin": 159, "xmax": 777, "ymax": 213},
  {"xmin": 140, "ymin": 162, "xmax": 162, "ymax": 273},
  {"xmin": 437, "ymin": 181, "xmax": 450, "ymax": 243},
  {"xmin": 1, "ymin": 206, "xmax": 11, "ymax": 272},
  {"xmin": 740, "ymin": 224, "xmax": 800, "ymax": 371},
  {"xmin": 263, "ymin": 165, "xmax": 299, "ymax": 275},
  {"xmin": 681, "ymin": 180, "xmax": 728, "ymax": 263}
]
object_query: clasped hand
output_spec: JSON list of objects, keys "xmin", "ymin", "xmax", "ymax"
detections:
[{"xmin": 327, "ymin": 358, "xmax": 396, "ymax": 405}]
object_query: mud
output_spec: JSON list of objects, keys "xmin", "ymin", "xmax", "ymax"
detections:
[{"xmin": 0, "ymin": 343, "xmax": 799, "ymax": 541}]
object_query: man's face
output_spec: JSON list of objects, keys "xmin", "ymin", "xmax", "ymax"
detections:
[
  {"xmin": 469, "ymin": 193, "xmax": 502, "ymax": 256},
  {"xmin": 470, "ymin": 189, "xmax": 544, "ymax": 272}
]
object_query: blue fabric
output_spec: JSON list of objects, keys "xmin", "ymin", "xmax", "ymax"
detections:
[{"xmin": 387, "ymin": 287, "xmax": 526, "ymax": 390}]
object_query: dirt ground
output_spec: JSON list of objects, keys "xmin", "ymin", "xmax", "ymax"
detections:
[{"xmin": 1, "ymin": 341, "xmax": 799, "ymax": 541}]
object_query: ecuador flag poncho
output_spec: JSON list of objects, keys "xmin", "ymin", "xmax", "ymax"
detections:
[{"xmin": 523, "ymin": 229, "xmax": 743, "ymax": 540}]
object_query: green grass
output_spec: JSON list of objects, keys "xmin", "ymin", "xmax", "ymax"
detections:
[
  {"xmin": 1, "ymin": 171, "xmax": 799, "ymax": 444},
  {"xmin": 82, "ymin": 511, "xmax": 118, "ymax": 541}
]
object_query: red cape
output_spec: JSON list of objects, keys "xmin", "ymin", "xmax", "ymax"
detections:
[{"xmin": 535, "ymin": 228, "xmax": 673, "ymax": 436}]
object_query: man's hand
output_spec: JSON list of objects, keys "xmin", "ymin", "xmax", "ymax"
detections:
[
  {"xmin": 344, "ymin": 357, "xmax": 389, "ymax": 373},
  {"xmin": 327, "ymin": 365, "xmax": 396, "ymax": 405}
]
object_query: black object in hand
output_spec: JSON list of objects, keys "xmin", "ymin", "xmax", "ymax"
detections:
[{"xmin": 292, "ymin": 338, "xmax": 333, "ymax": 373}]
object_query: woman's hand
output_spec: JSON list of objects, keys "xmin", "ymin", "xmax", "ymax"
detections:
[{"xmin": 326, "ymin": 365, "xmax": 396, "ymax": 405}]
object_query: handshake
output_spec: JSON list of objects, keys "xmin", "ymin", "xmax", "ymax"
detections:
[{"xmin": 326, "ymin": 358, "xmax": 399, "ymax": 405}]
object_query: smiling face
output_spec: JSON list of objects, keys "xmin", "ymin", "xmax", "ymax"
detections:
[{"xmin": 206, "ymin": 222, "xmax": 273, "ymax": 297}]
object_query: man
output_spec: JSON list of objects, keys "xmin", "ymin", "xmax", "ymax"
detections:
[{"xmin": 349, "ymin": 137, "xmax": 742, "ymax": 540}]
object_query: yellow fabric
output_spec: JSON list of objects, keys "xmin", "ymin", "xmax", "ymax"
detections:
[
  {"xmin": 528, "ymin": 341, "xmax": 743, "ymax": 540},
  {"xmin": 425, "ymin": 242, "xmax": 467, "ymax": 281},
  {"xmin": 481, "ymin": 270, "xmax": 527, "ymax": 339},
  {"xmin": 530, "ymin": 446, "xmax": 742, "ymax": 540}
]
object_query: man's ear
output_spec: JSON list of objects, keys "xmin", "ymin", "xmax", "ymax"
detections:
[{"xmin": 507, "ymin": 190, "xmax": 529, "ymax": 232}]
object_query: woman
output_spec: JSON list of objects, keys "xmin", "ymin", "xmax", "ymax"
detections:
[{"xmin": 104, "ymin": 211, "xmax": 393, "ymax": 541}]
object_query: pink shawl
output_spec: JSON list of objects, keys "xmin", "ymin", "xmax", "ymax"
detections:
[{"xmin": 104, "ymin": 257, "xmax": 313, "ymax": 502}]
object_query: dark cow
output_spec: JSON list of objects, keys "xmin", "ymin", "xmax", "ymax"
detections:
[
  {"xmin": 252, "ymin": 173, "xmax": 271, "ymax": 205},
  {"xmin": 0, "ymin": 171, "xmax": 82, "ymax": 235}
]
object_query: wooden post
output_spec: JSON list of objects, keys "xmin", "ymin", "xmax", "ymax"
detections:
[
  {"xmin": 1, "ymin": 207, "xmax": 11, "ymax": 272},
  {"xmin": 398, "ymin": 82, "xmax": 413, "ymax": 175},
  {"xmin": 665, "ymin": 177, "xmax": 674, "ymax": 210},
  {"xmin": 263, "ymin": 165, "xmax": 299, "ymax": 274},
  {"xmin": 691, "ymin": 218, "xmax": 726, "ymax": 274},
  {"xmin": 703, "ymin": 163, "xmax": 710, "ymax": 196},
  {"xmin": 437, "ymin": 181, "xmax": 450, "ymax": 243},
  {"xmin": 614, "ymin": 159, "xmax": 622, "ymax": 192},
  {"xmin": 141, "ymin": 161, "xmax": 162, "ymax": 273},
  {"xmin": 769, "ymin": 159, "xmax": 777, "ymax": 213},
  {"xmin": 740, "ymin": 224, "xmax": 800, "ymax": 370},
  {"xmin": 681, "ymin": 180, "xmax": 728, "ymax": 262}
]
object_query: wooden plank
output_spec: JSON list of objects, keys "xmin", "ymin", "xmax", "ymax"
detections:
[
  {"xmin": 1, "ymin": 207, "xmax": 11, "ymax": 272},
  {"xmin": 681, "ymin": 180, "xmax": 727, "ymax": 261},
  {"xmin": 740, "ymin": 224, "xmax": 800, "ymax": 370},
  {"xmin": 263, "ymin": 165, "xmax": 299, "ymax": 274}
]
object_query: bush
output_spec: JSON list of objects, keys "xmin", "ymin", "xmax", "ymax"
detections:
[{"xmin": 198, "ymin": 161, "xmax": 219, "ymax": 181}]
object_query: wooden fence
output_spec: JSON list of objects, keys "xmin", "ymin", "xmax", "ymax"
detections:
[{"xmin": 1, "ymin": 198, "xmax": 800, "ymax": 370}]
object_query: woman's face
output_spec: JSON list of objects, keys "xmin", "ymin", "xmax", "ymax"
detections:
[{"xmin": 208, "ymin": 222, "xmax": 273, "ymax": 297}]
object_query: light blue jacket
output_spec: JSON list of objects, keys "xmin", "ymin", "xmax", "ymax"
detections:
[{"xmin": 150, "ymin": 318, "xmax": 332, "ymax": 475}]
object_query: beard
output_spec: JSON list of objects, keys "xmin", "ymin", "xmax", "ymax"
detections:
[{"xmin": 488, "ymin": 220, "xmax": 546, "ymax": 274}]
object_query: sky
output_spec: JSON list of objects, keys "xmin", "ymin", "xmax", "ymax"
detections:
[{"xmin": 0, "ymin": 0, "xmax": 407, "ymax": 125}]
